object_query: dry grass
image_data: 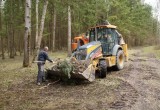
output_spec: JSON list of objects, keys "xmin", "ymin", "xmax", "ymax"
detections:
[
  {"xmin": 142, "ymin": 46, "xmax": 160, "ymax": 58},
  {"xmin": 0, "ymin": 51, "xmax": 68, "ymax": 110}
]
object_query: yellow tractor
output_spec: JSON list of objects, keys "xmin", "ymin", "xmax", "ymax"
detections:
[
  {"xmin": 47, "ymin": 23, "xmax": 128, "ymax": 82},
  {"xmin": 70, "ymin": 24, "xmax": 128, "ymax": 81}
]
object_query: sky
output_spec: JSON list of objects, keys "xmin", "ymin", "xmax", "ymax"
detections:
[
  {"xmin": 144, "ymin": 0, "xmax": 158, "ymax": 8},
  {"xmin": 144, "ymin": 0, "xmax": 160, "ymax": 20}
]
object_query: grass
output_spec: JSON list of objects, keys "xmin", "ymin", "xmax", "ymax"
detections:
[
  {"xmin": 49, "ymin": 51, "xmax": 68, "ymax": 58},
  {"xmin": 0, "ymin": 51, "xmax": 68, "ymax": 110},
  {"xmin": 142, "ymin": 46, "xmax": 160, "ymax": 58},
  {"xmin": 0, "ymin": 51, "xmax": 67, "ymax": 88}
]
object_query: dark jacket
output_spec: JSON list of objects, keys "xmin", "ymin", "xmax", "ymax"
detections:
[{"xmin": 38, "ymin": 50, "xmax": 52, "ymax": 64}]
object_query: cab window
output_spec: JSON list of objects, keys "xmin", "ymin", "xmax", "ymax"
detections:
[{"xmin": 89, "ymin": 29, "xmax": 95, "ymax": 42}]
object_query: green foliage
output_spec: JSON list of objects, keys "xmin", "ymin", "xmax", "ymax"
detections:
[
  {"xmin": 0, "ymin": 0, "xmax": 160, "ymax": 53},
  {"xmin": 59, "ymin": 60, "xmax": 73, "ymax": 79}
]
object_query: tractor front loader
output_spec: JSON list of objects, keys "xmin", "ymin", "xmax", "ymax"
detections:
[{"xmin": 47, "ymin": 24, "xmax": 128, "ymax": 82}]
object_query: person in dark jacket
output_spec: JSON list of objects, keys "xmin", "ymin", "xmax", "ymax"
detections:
[{"xmin": 37, "ymin": 46, "xmax": 53, "ymax": 85}]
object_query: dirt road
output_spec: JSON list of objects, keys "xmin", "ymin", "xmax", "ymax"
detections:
[
  {"xmin": 0, "ymin": 48, "xmax": 160, "ymax": 110},
  {"xmin": 119, "ymin": 49, "xmax": 160, "ymax": 110}
]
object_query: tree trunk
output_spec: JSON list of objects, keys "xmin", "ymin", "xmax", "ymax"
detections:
[
  {"xmin": 23, "ymin": 0, "xmax": 31, "ymax": 67},
  {"xmin": 52, "ymin": 8, "xmax": 56, "ymax": 52},
  {"xmin": 35, "ymin": 0, "xmax": 39, "ymax": 45},
  {"xmin": 18, "ymin": 31, "xmax": 22, "ymax": 56},
  {"xmin": 9, "ymin": 1, "xmax": 14, "ymax": 58},
  {"xmin": 9, "ymin": 22, "xmax": 14, "ymax": 58},
  {"xmin": 0, "ymin": 0, "xmax": 4, "ymax": 59},
  {"xmin": 1, "ymin": 37, "xmax": 4, "ymax": 59},
  {"xmin": 6, "ymin": 22, "xmax": 10, "ymax": 57},
  {"xmin": 37, "ymin": 0, "xmax": 48, "ymax": 48},
  {"xmin": 32, "ymin": 0, "xmax": 48, "ymax": 62},
  {"xmin": 0, "ymin": 12, "xmax": 5, "ymax": 59},
  {"xmin": 68, "ymin": 6, "xmax": 72, "ymax": 56}
]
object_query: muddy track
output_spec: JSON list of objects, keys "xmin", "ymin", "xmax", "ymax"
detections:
[
  {"xmin": 115, "ymin": 49, "xmax": 160, "ymax": 110},
  {"xmin": 109, "ymin": 81, "xmax": 139, "ymax": 110}
]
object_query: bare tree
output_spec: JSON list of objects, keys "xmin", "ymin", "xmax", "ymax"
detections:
[
  {"xmin": 9, "ymin": 0, "xmax": 14, "ymax": 58},
  {"xmin": 156, "ymin": 0, "xmax": 160, "ymax": 39},
  {"xmin": 68, "ymin": 5, "xmax": 72, "ymax": 56},
  {"xmin": 23, "ymin": 0, "xmax": 31, "ymax": 67},
  {"xmin": 0, "ymin": 0, "xmax": 4, "ymax": 59},
  {"xmin": 35, "ymin": 0, "xmax": 39, "ymax": 44},
  {"xmin": 52, "ymin": 7, "xmax": 56, "ymax": 52},
  {"xmin": 32, "ymin": 0, "xmax": 48, "ymax": 62}
]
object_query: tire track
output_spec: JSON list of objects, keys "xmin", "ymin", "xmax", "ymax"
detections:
[{"xmin": 118, "ymin": 50, "xmax": 160, "ymax": 110}]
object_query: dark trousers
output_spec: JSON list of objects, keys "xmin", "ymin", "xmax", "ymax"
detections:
[{"xmin": 37, "ymin": 63, "xmax": 45, "ymax": 83}]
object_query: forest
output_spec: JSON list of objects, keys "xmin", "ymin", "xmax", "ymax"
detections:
[{"xmin": 0, "ymin": 0, "xmax": 159, "ymax": 63}]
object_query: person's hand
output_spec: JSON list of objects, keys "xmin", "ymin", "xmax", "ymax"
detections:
[{"xmin": 52, "ymin": 60, "xmax": 55, "ymax": 63}]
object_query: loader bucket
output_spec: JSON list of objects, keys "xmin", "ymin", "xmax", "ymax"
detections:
[
  {"xmin": 46, "ymin": 64, "xmax": 95, "ymax": 82},
  {"xmin": 71, "ymin": 64, "xmax": 95, "ymax": 82}
]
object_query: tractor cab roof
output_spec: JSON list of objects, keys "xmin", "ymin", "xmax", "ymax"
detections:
[{"xmin": 90, "ymin": 25, "xmax": 117, "ymax": 29}]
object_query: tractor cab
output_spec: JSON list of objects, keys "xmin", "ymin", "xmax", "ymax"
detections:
[{"xmin": 89, "ymin": 25, "xmax": 120, "ymax": 56}]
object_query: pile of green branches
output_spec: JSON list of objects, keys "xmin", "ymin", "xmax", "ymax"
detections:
[
  {"xmin": 58, "ymin": 60, "xmax": 73, "ymax": 79},
  {"xmin": 53, "ymin": 59, "xmax": 90, "ymax": 79}
]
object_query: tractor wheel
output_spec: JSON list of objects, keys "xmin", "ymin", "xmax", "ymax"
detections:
[
  {"xmin": 115, "ymin": 50, "xmax": 124, "ymax": 70},
  {"xmin": 99, "ymin": 60, "xmax": 107, "ymax": 78}
]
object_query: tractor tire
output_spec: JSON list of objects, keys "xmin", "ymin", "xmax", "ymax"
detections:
[
  {"xmin": 99, "ymin": 60, "xmax": 107, "ymax": 78},
  {"xmin": 115, "ymin": 50, "xmax": 124, "ymax": 70}
]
